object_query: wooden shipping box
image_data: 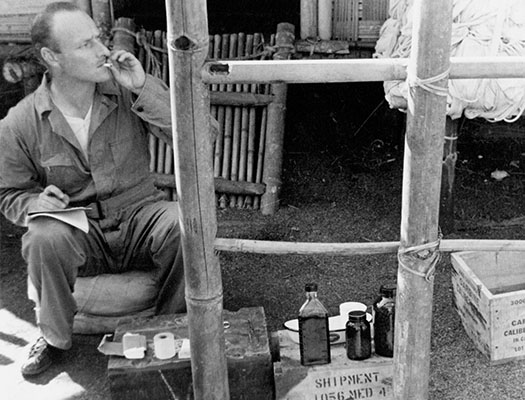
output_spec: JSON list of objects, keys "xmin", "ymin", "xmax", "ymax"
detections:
[
  {"xmin": 108, "ymin": 307, "xmax": 274, "ymax": 400},
  {"xmin": 274, "ymin": 331, "xmax": 393, "ymax": 400},
  {"xmin": 451, "ymin": 251, "xmax": 525, "ymax": 364}
]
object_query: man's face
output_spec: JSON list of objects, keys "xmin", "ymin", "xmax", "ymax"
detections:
[{"xmin": 50, "ymin": 10, "xmax": 112, "ymax": 83}]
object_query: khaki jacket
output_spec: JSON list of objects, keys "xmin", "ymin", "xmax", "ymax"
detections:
[{"xmin": 0, "ymin": 74, "xmax": 172, "ymax": 226}]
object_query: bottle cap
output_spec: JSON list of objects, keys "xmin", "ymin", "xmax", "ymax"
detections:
[
  {"xmin": 380, "ymin": 283, "xmax": 397, "ymax": 297},
  {"xmin": 347, "ymin": 310, "xmax": 366, "ymax": 322},
  {"xmin": 305, "ymin": 283, "xmax": 318, "ymax": 292}
]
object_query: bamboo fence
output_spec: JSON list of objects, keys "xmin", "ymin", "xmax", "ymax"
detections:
[
  {"xmin": 137, "ymin": 29, "xmax": 277, "ymax": 210},
  {"xmin": 299, "ymin": 0, "xmax": 389, "ymax": 43}
]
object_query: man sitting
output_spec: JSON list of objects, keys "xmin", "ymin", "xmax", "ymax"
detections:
[{"xmin": 0, "ymin": 2, "xmax": 185, "ymax": 376}]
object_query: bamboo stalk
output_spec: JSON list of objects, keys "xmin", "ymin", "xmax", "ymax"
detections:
[
  {"xmin": 300, "ymin": 0, "xmax": 318, "ymax": 39},
  {"xmin": 253, "ymin": 106, "xmax": 267, "ymax": 210},
  {"xmin": 138, "ymin": 28, "xmax": 146, "ymax": 66},
  {"xmin": 394, "ymin": 1, "xmax": 453, "ymax": 398},
  {"xmin": 229, "ymin": 33, "xmax": 241, "ymax": 208},
  {"xmin": 235, "ymin": 33, "xmax": 251, "ymax": 208},
  {"xmin": 252, "ymin": 32, "xmax": 265, "ymax": 210},
  {"xmin": 203, "ymin": 57, "xmax": 525, "ymax": 85},
  {"xmin": 212, "ymin": 34, "xmax": 224, "ymax": 181},
  {"xmin": 261, "ymin": 23, "xmax": 293, "ymax": 215},
  {"xmin": 165, "ymin": 1, "xmax": 229, "ymax": 398},
  {"xmin": 153, "ymin": 30, "xmax": 167, "ymax": 197},
  {"xmin": 242, "ymin": 33, "xmax": 258, "ymax": 208},
  {"xmin": 91, "ymin": 0, "xmax": 112, "ymax": 41},
  {"xmin": 219, "ymin": 33, "xmax": 232, "ymax": 209},
  {"xmin": 213, "ymin": 238, "xmax": 525, "ymax": 256},
  {"xmin": 112, "ymin": 18, "xmax": 136, "ymax": 53}
]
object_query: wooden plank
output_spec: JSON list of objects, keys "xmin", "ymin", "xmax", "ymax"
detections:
[
  {"xmin": 202, "ymin": 57, "xmax": 525, "ymax": 84},
  {"xmin": 210, "ymin": 91, "xmax": 274, "ymax": 106},
  {"xmin": 165, "ymin": 0, "xmax": 229, "ymax": 398},
  {"xmin": 451, "ymin": 252, "xmax": 525, "ymax": 364},
  {"xmin": 153, "ymin": 173, "xmax": 266, "ymax": 195}
]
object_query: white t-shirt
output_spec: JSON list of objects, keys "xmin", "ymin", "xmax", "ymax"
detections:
[{"xmin": 62, "ymin": 104, "xmax": 93, "ymax": 158}]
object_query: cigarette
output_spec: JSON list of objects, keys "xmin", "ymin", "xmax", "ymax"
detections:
[{"xmin": 103, "ymin": 62, "xmax": 113, "ymax": 68}]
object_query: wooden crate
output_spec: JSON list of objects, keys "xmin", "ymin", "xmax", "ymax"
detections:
[
  {"xmin": 274, "ymin": 330, "xmax": 393, "ymax": 400},
  {"xmin": 451, "ymin": 251, "xmax": 525, "ymax": 364},
  {"xmin": 108, "ymin": 307, "xmax": 274, "ymax": 400}
]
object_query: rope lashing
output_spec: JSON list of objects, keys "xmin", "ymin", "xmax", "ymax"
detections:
[
  {"xmin": 398, "ymin": 233, "xmax": 442, "ymax": 282},
  {"xmin": 407, "ymin": 67, "xmax": 450, "ymax": 97}
]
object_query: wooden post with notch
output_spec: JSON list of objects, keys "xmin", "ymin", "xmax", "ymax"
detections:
[
  {"xmin": 261, "ymin": 22, "xmax": 293, "ymax": 215},
  {"xmin": 165, "ymin": 0, "xmax": 229, "ymax": 399},
  {"xmin": 394, "ymin": 0, "xmax": 453, "ymax": 399}
]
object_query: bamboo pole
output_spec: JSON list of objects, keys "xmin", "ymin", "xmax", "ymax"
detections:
[
  {"xmin": 91, "ymin": 0, "xmax": 112, "ymax": 42},
  {"xmin": 440, "ymin": 117, "xmax": 459, "ymax": 234},
  {"xmin": 229, "ymin": 34, "xmax": 241, "ymax": 208},
  {"xmin": 252, "ymin": 32, "xmax": 265, "ymax": 210},
  {"xmin": 300, "ymin": 0, "xmax": 318, "ymax": 39},
  {"xmin": 213, "ymin": 238, "xmax": 525, "ymax": 255},
  {"xmin": 112, "ymin": 18, "xmax": 135, "ymax": 53},
  {"xmin": 235, "ymin": 33, "xmax": 251, "ymax": 208},
  {"xmin": 220, "ymin": 34, "xmax": 233, "ymax": 209},
  {"xmin": 394, "ymin": 0, "xmax": 453, "ymax": 398},
  {"xmin": 202, "ymin": 56, "xmax": 525, "ymax": 85},
  {"xmin": 165, "ymin": 0, "xmax": 229, "ymax": 398},
  {"xmin": 253, "ymin": 105, "xmax": 267, "ymax": 210},
  {"xmin": 212, "ymin": 34, "xmax": 224, "ymax": 181},
  {"xmin": 261, "ymin": 23, "xmax": 293, "ymax": 214}
]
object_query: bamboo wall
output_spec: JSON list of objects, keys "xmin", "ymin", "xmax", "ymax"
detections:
[{"xmin": 139, "ymin": 30, "xmax": 277, "ymax": 210}]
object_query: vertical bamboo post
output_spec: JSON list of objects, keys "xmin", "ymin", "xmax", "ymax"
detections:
[
  {"xmin": 439, "ymin": 117, "xmax": 459, "ymax": 234},
  {"xmin": 260, "ymin": 23, "xmax": 293, "ymax": 215},
  {"xmin": 112, "ymin": 18, "xmax": 136, "ymax": 53},
  {"xmin": 394, "ymin": 1, "xmax": 452, "ymax": 399},
  {"xmin": 300, "ymin": 0, "xmax": 318, "ymax": 39},
  {"xmin": 165, "ymin": 1, "xmax": 229, "ymax": 399},
  {"xmin": 90, "ymin": 0, "xmax": 113, "ymax": 42}
]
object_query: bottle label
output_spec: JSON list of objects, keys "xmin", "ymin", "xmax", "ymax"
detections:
[{"xmin": 299, "ymin": 316, "xmax": 331, "ymax": 365}]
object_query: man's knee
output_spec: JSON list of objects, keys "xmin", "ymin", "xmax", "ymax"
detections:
[{"xmin": 22, "ymin": 218, "xmax": 85, "ymax": 274}]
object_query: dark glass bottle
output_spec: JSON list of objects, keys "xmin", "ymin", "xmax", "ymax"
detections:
[
  {"xmin": 298, "ymin": 283, "xmax": 331, "ymax": 366},
  {"xmin": 373, "ymin": 283, "xmax": 396, "ymax": 357},
  {"xmin": 346, "ymin": 310, "xmax": 371, "ymax": 360}
]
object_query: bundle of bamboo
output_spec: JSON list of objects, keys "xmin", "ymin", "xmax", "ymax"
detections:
[
  {"xmin": 209, "ymin": 32, "xmax": 276, "ymax": 210},
  {"xmin": 135, "ymin": 29, "xmax": 279, "ymax": 210}
]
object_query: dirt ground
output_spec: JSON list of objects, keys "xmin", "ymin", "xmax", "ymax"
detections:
[{"xmin": 2, "ymin": 81, "xmax": 525, "ymax": 399}]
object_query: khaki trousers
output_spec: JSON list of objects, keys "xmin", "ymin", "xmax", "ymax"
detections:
[{"xmin": 22, "ymin": 200, "xmax": 185, "ymax": 349}]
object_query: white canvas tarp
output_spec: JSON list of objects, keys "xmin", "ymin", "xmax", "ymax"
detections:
[{"xmin": 375, "ymin": 0, "xmax": 525, "ymax": 122}]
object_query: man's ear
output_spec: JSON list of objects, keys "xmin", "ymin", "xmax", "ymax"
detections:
[{"xmin": 40, "ymin": 47, "xmax": 60, "ymax": 68}]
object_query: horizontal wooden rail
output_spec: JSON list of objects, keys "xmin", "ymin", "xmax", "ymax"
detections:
[
  {"xmin": 153, "ymin": 173, "xmax": 266, "ymax": 195},
  {"xmin": 203, "ymin": 56, "xmax": 525, "ymax": 84},
  {"xmin": 209, "ymin": 91, "xmax": 274, "ymax": 106},
  {"xmin": 214, "ymin": 238, "xmax": 525, "ymax": 255}
]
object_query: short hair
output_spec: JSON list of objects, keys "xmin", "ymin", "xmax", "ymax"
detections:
[{"xmin": 31, "ymin": 2, "xmax": 82, "ymax": 54}]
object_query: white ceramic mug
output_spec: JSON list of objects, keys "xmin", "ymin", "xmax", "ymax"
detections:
[{"xmin": 339, "ymin": 301, "xmax": 367, "ymax": 317}]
